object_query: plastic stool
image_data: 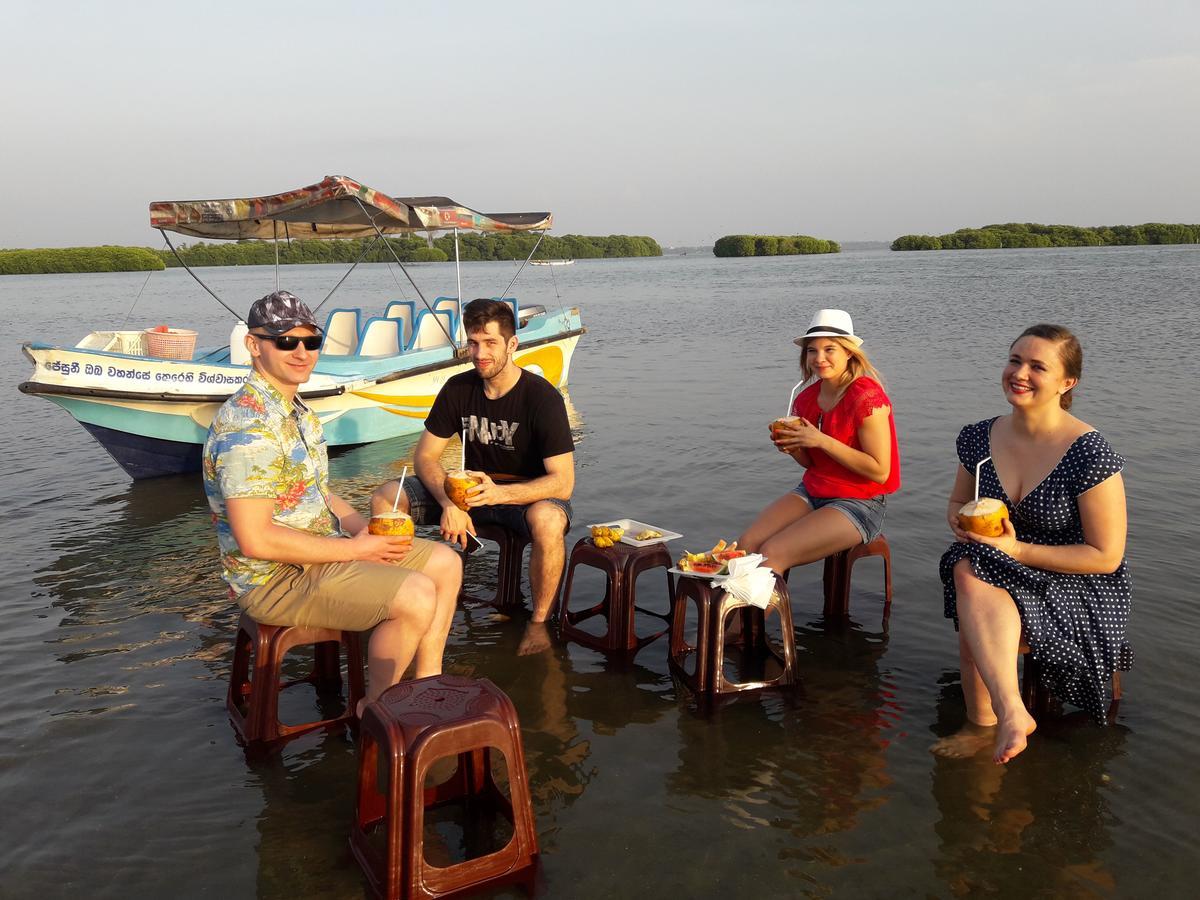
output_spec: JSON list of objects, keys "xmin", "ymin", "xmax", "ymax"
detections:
[
  {"xmin": 462, "ymin": 523, "xmax": 530, "ymax": 612},
  {"xmin": 557, "ymin": 538, "xmax": 675, "ymax": 653},
  {"xmin": 668, "ymin": 574, "xmax": 796, "ymax": 697},
  {"xmin": 226, "ymin": 611, "xmax": 365, "ymax": 746},
  {"xmin": 350, "ymin": 674, "xmax": 539, "ymax": 899},
  {"xmin": 820, "ymin": 535, "xmax": 893, "ymax": 618},
  {"xmin": 1020, "ymin": 639, "xmax": 1125, "ymax": 725}
]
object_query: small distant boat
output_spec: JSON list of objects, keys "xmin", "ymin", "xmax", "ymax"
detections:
[
  {"xmin": 20, "ymin": 175, "xmax": 584, "ymax": 479},
  {"xmin": 530, "ymin": 258, "xmax": 575, "ymax": 266}
]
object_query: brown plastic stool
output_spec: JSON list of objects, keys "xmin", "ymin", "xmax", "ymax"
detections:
[
  {"xmin": 350, "ymin": 674, "xmax": 539, "ymax": 900},
  {"xmin": 557, "ymin": 538, "xmax": 675, "ymax": 653},
  {"xmin": 226, "ymin": 611, "xmax": 365, "ymax": 746},
  {"xmin": 1019, "ymin": 639, "xmax": 1125, "ymax": 724},
  {"xmin": 668, "ymin": 574, "xmax": 796, "ymax": 697},
  {"xmin": 820, "ymin": 534, "xmax": 893, "ymax": 618},
  {"xmin": 461, "ymin": 523, "xmax": 530, "ymax": 612}
]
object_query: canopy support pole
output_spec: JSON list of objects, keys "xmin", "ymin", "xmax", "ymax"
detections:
[
  {"xmin": 498, "ymin": 230, "xmax": 546, "ymax": 305},
  {"xmin": 158, "ymin": 230, "xmax": 243, "ymax": 319},
  {"xmin": 352, "ymin": 197, "xmax": 455, "ymax": 349},
  {"xmin": 311, "ymin": 235, "xmax": 383, "ymax": 314},
  {"xmin": 272, "ymin": 220, "xmax": 279, "ymax": 291},
  {"xmin": 454, "ymin": 227, "xmax": 463, "ymax": 346}
]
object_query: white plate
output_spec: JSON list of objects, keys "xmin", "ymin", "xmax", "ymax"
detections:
[
  {"xmin": 588, "ymin": 518, "xmax": 682, "ymax": 548},
  {"xmin": 667, "ymin": 566, "xmax": 724, "ymax": 581}
]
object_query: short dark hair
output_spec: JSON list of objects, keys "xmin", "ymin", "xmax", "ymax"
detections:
[
  {"xmin": 1011, "ymin": 323, "xmax": 1083, "ymax": 410},
  {"xmin": 462, "ymin": 298, "xmax": 516, "ymax": 340}
]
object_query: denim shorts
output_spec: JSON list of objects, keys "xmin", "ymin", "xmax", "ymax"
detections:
[
  {"xmin": 791, "ymin": 484, "xmax": 886, "ymax": 544},
  {"xmin": 402, "ymin": 476, "xmax": 572, "ymax": 540}
]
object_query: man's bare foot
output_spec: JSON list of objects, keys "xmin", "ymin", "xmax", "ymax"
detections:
[
  {"xmin": 993, "ymin": 710, "xmax": 1037, "ymax": 764},
  {"xmin": 517, "ymin": 621, "xmax": 552, "ymax": 656},
  {"xmin": 930, "ymin": 721, "xmax": 997, "ymax": 759}
]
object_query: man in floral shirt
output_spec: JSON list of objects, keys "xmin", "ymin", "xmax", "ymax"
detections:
[{"xmin": 204, "ymin": 291, "xmax": 460, "ymax": 711}]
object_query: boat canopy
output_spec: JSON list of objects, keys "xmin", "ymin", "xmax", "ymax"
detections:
[{"xmin": 149, "ymin": 175, "xmax": 552, "ymax": 240}]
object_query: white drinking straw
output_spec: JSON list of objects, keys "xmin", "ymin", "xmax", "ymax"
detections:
[
  {"xmin": 392, "ymin": 465, "xmax": 407, "ymax": 512},
  {"xmin": 461, "ymin": 427, "xmax": 467, "ymax": 471},
  {"xmin": 785, "ymin": 379, "xmax": 806, "ymax": 417},
  {"xmin": 974, "ymin": 456, "xmax": 991, "ymax": 504}
]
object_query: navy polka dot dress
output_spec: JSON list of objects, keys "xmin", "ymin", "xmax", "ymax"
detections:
[{"xmin": 939, "ymin": 418, "xmax": 1133, "ymax": 725}]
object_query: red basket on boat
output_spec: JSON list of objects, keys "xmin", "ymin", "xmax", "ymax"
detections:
[{"xmin": 144, "ymin": 327, "xmax": 197, "ymax": 360}]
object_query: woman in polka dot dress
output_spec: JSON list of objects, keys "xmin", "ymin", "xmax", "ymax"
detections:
[{"xmin": 935, "ymin": 324, "xmax": 1131, "ymax": 765}]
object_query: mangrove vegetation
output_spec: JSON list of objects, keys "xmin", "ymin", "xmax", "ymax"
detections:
[
  {"xmin": 891, "ymin": 222, "xmax": 1200, "ymax": 251},
  {"xmin": 0, "ymin": 246, "xmax": 165, "ymax": 275},
  {"xmin": 713, "ymin": 235, "xmax": 840, "ymax": 257},
  {"xmin": 0, "ymin": 233, "xmax": 662, "ymax": 275}
]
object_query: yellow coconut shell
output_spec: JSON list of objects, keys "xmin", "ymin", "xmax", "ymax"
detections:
[
  {"xmin": 368, "ymin": 512, "xmax": 415, "ymax": 537},
  {"xmin": 957, "ymin": 498, "xmax": 1009, "ymax": 537}
]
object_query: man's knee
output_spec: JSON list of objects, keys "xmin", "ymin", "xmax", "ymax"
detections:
[
  {"xmin": 387, "ymin": 571, "xmax": 437, "ymax": 625},
  {"xmin": 525, "ymin": 501, "xmax": 568, "ymax": 545},
  {"xmin": 426, "ymin": 543, "xmax": 463, "ymax": 585},
  {"xmin": 372, "ymin": 480, "xmax": 410, "ymax": 513}
]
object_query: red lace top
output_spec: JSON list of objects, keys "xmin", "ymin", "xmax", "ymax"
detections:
[{"xmin": 791, "ymin": 376, "xmax": 900, "ymax": 499}]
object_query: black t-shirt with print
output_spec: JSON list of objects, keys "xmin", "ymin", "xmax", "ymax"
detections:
[{"xmin": 425, "ymin": 369, "xmax": 574, "ymax": 479}]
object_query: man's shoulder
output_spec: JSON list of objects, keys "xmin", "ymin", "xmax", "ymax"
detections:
[
  {"xmin": 516, "ymin": 369, "xmax": 564, "ymax": 404},
  {"xmin": 442, "ymin": 370, "xmax": 483, "ymax": 391},
  {"xmin": 211, "ymin": 383, "xmax": 282, "ymax": 436}
]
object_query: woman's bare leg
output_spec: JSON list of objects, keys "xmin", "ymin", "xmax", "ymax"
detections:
[
  {"xmin": 931, "ymin": 631, "xmax": 1000, "ymax": 758},
  {"xmin": 951, "ymin": 559, "xmax": 1037, "ymax": 764},
  {"xmin": 758, "ymin": 506, "xmax": 863, "ymax": 574},
  {"xmin": 738, "ymin": 492, "xmax": 813, "ymax": 553}
]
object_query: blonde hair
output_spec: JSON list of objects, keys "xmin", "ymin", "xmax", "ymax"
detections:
[{"xmin": 799, "ymin": 336, "xmax": 884, "ymax": 385}]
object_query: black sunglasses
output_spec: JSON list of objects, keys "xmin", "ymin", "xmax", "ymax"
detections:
[{"xmin": 252, "ymin": 333, "xmax": 323, "ymax": 351}]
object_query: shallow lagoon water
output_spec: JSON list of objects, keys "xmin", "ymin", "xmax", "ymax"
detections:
[{"xmin": 2, "ymin": 248, "xmax": 1199, "ymax": 897}]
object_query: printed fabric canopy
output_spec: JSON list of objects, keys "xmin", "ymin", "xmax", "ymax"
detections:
[{"xmin": 149, "ymin": 175, "xmax": 552, "ymax": 240}]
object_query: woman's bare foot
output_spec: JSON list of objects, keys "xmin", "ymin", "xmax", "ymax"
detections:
[
  {"xmin": 930, "ymin": 721, "xmax": 997, "ymax": 758},
  {"xmin": 993, "ymin": 709, "xmax": 1037, "ymax": 764}
]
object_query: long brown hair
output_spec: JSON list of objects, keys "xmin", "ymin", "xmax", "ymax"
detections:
[
  {"xmin": 799, "ymin": 336, "xmax": 884, "ymax": 385},
  {"xmin": 1011, "ymin": 323, "xmax": 1082, "ymax": 409}
]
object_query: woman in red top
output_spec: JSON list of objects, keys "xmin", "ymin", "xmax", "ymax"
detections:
[{"xmin": 739, "ymin": 309, "xmax": 900, "ymax": 574}]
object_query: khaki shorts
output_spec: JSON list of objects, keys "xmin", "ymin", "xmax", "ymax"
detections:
[{"xmin": 236, "ymin": 537, "xmax": 438, "ymax": 632}]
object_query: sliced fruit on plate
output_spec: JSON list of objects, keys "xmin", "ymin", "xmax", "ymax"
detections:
[{"xmin": 687, "ymin": 560, "xmax": 724, "ymax": 575}]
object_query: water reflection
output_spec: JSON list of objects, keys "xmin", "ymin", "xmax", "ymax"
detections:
[
  {"xmin": 929, "ymin": 679, "xmax": 1127, "ymax": 896},
  {"xmin": 668, "ymin": 618, "xmax": 895, "ymax": 853}
]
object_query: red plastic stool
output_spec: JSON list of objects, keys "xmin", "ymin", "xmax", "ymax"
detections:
[
  {"xmin": 461, "ymin": 523, "xmax": 530, "ymax": 612},
  {"xmin": 350, "ymin": 674, "xmax": 539, "ymax": 900},
  {"xmin": 557, "ymin": 538, "xmax": 675, "ymax": 653},
  {"xmin": 668, "ymin": 574, "xmax": 796, "ymax": 697},
  {"xmin": 226, "ymin": 611, "xmax": 365, "ymax": 746},
  {"xmin": 820, "ymin": 535, "xmax": 893, "ymax": 618}
]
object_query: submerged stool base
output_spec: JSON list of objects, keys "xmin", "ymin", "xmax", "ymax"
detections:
[
  {"xmin": 557, "ymin": 538, "xmax": 674, "ymax": 653},
  {"xmin": 226, "ymin": 611, "xmax": 365, "ymax": 747},
  {"xmin": 668, "ymin": 574, "xmax": 796, "ymax": 698},
  {"xmin": 351, "ymin": 674, "xmax": 538, "ymax": 900}
]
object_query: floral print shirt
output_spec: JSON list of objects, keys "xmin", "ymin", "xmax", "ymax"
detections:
[{"xmin": 203, "ymin": 370, "xmax": 340, "ymax": 596}]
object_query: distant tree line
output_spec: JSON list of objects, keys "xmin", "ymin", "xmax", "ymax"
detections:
[
  {"xmin": 159, "ymin": 233, "xmax": 662, "ymax": 268},
  {"xmin": 713, "ymin": 235, "xmax": 841, "ymax": 257},
  {"xmin": 891, "ymin": 222, "xmax": 1200, "ymax": 251},
  {"xmin": 0, "ymin": 246, "xmax": 165, "ymax": 275}
]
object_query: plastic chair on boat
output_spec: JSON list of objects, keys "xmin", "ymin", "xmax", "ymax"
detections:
[
  {"xmin": 384, "ymin": 301, "xmax": 414, "ymax": 346},
  {"xmin": 321, "ymin": 309, "xmax": 361, "ymax": 356},
  {"xmin": 358, "ymin": 317, "xmax": 404, "ymax": 357},
  {"xmin": 408, "ymin": 309, "xmax": 456, "ymax": 351},
  {"xmin": 434, "ymin": 297, "xmax": 462, "ymax": 343}
]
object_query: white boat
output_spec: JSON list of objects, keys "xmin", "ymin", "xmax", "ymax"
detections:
[
  {"xmin": 19, "ymin": 175, "xmax": 584, "ymax": 479},
  {"xmin": 529, "ymin": 258, "xmax": 575, "ymax": 266}
]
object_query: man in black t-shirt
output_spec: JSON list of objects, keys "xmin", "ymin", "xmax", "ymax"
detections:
[{"xmin": 371, "ymin": 298, "xmax": 575, "ymax": 654}]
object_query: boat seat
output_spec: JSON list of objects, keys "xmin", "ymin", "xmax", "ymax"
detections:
[
  {"xmin": 517, "ymin": 304, "xmax": 545, "ymax": 329},
  {"xmin": 322, "ymin": 308, "xmax": 360, "ymax": 356},
  {"xmin": 434, "ymin": 297, "xmax": 463, "ymax": 343},
  {"xmin": 357, "ymin": 317, "xmax": 404, "ymax": 357},
  {"xmin": 384, "ymin": 301, "xmax": 414, "ymax": 345},
  {"xmin": 408, "ymin": 309, "xmax": 456, "ymax": 351}
]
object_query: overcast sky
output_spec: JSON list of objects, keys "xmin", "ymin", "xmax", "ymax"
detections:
[{"xmin": 2, "ymin": 0, "xmax": 1197, "ymax": 248}]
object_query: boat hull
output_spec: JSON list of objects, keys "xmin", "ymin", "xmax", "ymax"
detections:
[{"xmin": 22, "ymin": 310, "xmax": 582, "ymax": 479}]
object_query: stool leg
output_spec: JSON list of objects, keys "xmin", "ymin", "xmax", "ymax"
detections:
[
  {"xmin": 311, "ymin": 639, "xmax": 343, "ymax": 693},
  {"xmin": 822, "ymin": 552, "xmax": 850, "ymax": 618}
]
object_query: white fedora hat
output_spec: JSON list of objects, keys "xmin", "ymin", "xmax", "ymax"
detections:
[{"xmin": 793, "ymin": 308, "xmax": 863, "ymax": 347}]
